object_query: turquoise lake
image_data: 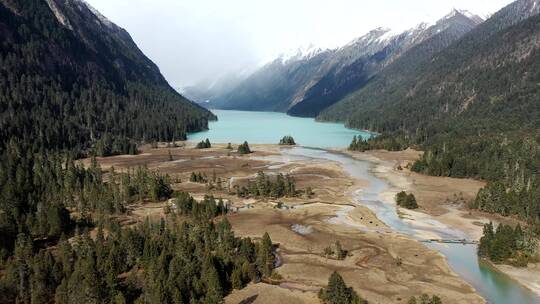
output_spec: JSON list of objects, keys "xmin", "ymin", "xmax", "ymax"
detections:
[
  {"xmin": 189, "ymin": 110, "xmax": 540, "ymax": 304},
  {"xmin": 188, "ymin": 110, "xmax": 371, "ymax": 147}
]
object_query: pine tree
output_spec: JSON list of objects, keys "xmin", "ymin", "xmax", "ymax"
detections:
[
  {"xmin": 237, "ymin": 141, "xmax": 252, "ymax": 154},
  {"xmin": 203, "ymin": 257, "xmax": 223, "ymax": 304},
  {"xmin": 231, "ymin": 267, "xmax": 243, "ymax": 290},
  {"xmin": 318, "ymin": 271, "xmax": 366, "ymax": 304},
  {"xmin": 256, "ymin": 232, "xmax": 274, "ymax": 277}
]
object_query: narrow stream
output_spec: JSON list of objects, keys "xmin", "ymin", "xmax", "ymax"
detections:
[{"xmin": 282, "ymin": 147, "xmax": 540, "ymax": 304}]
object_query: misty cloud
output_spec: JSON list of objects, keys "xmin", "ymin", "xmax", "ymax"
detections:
[{"xmin": 86, "ymin": 0, "xmax": 513, "ymax": 88}]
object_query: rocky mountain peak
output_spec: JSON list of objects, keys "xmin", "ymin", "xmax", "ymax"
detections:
[
  {"xmin": 45, "ymin": 0, "xmax": 123, "ymax": 33},
  {"xmin": 522, "ymin": 0, "xmax": 540, "ymax": 14},
  {"xmin": 440, "ymin": 8, "xmax": 485, "ymax": 26}
]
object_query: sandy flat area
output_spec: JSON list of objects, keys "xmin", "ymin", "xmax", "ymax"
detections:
[
  {"xmin": 86, "ymin": 143, "xmax": 485, "ymax": 303},
  {"xmin": 225, "ymin": 283, "xmax": 319, "ymax": 304}
]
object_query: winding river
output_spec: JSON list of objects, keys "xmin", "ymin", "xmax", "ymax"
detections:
[
  {"xmin": 283, "ymin": 147, "xmax": 540, "ymax": 304},
  {"xmin": 189, "ymin": 110, "xmax": 540, "ymax": 304}
]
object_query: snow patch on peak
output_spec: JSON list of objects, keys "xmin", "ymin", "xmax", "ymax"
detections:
[
  {"xmin": 376, "ymin": 28, "xmax": 401, "ymax": 43},
  {"xmin": 443, "ymin": 8, "xmax": 483, "ymax": 23},
  {"xmin": 458, "ymin": 9, "xmax": 476, "ymax": 19},
  {"xmin": 344, "ymin": 27, "xmax": 397, "ymax": 47},
  {"xmin": 279, "ymin": 44, "xmax": 325, "ymax": 63},
  {"xmin": 531, "ymin": 0, "xmax": 539, "ymax": 12}
]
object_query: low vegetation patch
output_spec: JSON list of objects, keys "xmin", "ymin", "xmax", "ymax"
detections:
[
  {"xmin": 196, "ymin": 138, "xmax": 212, "ymax": 149},
  {"xmin": 407, "ymin": 294, "xmax": 443, "ymax": 304},
  {"xmin": 323, "ymin": 241, "xmax": 347, "ymax": 260},
  {"xmin": 395, "ymin": 191, "xmax": 418, "ymax": 209},
  {"xmin": 237, "ymin": 141, "xmax": 252, "ymax": 154},
  {"xmin": 190, "ymin": 171, "xmax": 208, "ymax": 183},
  {"xmin": 279, "ymin": 136, "xmax": 296, "ymax": 146}
]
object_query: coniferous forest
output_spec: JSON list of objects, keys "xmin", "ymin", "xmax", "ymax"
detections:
[
  {"xmin": 0, "ymin": 188, "xmax": 276, "ymax": 303},
  {"xmin": 233, "ymin": 171, "xmax": 298, "ymax": 199},
  {"xmin": 0, "ymin": 1, "xmax": 246, "ymax": 303},
  {"xmin": 478, "ymin": 222, "xmax": 537, "ymax": 267},
  {"xmin": 0, "ymin": 0, "xmax": 214, "ymax": 156}
]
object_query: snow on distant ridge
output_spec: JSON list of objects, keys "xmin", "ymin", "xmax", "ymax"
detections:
[
  {"xmin": 279, "ymin": 43, "xmax": 326, "ymax": 63},
  {"xmin": 343, "ymin": 27, "xmax": 394, "ymax": 47},
  {"xmin": 375, "ymin": 28, "xmax": 399, "ymax": 43},
  {"xmin": 442, "ymin": 8, "xmax": 484, "ymax": 24},
  {"xmin": 269, "ymin": 7, "xmax": 482, "ymax": 66}
]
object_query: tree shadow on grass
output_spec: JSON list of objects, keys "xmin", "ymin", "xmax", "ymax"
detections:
[{"xmin": 239, "ymin": 294, "xmax": 258, "ymax": 304}]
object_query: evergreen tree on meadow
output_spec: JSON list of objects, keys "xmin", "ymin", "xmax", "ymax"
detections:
[
  {"xmin": 196, "ymin": 138, "xmax": 212, "ymax": 149},
  {"xmin": 395, "ymin": 191, "xmax": 418, "ymax": 209},
  {"xmin": 237, "ymin": 141, "xmax": 252, "ymax": 154},
  {"xmin": 318, "ymin": 271, "xmax": 366, "ymax": 304},
  {"xmin": 279, "ymin": 136, "xmax": 296, "ymax": 145},
  {"xmin": 256, "ymin": 232, "xmax": 275, "ymax": 278}
]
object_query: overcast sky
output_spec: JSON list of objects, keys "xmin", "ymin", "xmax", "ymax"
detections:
[{"xmin": 86, "ymin": 0, "xmax": 514, "ymax": 88}]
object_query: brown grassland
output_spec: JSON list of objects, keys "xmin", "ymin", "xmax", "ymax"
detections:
[{"xmin": 83, "ymin": 143, "xmax": 490, "ymax": 304}]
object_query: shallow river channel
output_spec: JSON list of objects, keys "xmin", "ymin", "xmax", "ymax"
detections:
[{"xmin": 283, "ymin": 147, "xmax": 540, "ymax": 304}]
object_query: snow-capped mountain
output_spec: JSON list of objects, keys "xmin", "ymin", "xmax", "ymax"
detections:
[
  {"xmin": 210, "ymin": 8, "xmax": 484, "ymax": 116},
  {"xmin": 444, "ymin": 9, "xmax": 485, "ymax": 24},
  {"xmin": 287, "ymin": 9, "xmax": 484, "ymax": 116},
  {"xmin": 319, "ymin": 0, "xmax": 540, "ymax": 134},
  {"xmin": 278, "ymin": 44, "xmax": 327, "ymax": 64}
]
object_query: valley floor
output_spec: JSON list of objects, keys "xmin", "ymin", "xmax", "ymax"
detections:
[
  {"xmin": 83, "ymin": 143, "xmax": 537, "ymax": 303},
  {"xmin": 346, "ymin": 149, "xmax": 540, "ymax": 298}
]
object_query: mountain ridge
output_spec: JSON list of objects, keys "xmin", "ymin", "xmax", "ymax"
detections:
[
  {"xmin": 318, "ymin": 0, "xmax": 540, "ymax": 133},
  {"xmin": 0, "ymin": 0, "xmax": 214, "ymax": 153},
  {"xmin": 206, "ymin": 8, "xmax": 482, "ymax": 116},
  {"xmin": 287, "ymin": 9, "xmax": 483, "ymax": 117}
]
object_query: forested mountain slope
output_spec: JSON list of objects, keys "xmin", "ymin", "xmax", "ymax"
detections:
[
  {"xmin": 322, "ymin": 0, "xmax": 540, "ymax": 226},
  {"xmin": 209, "ymin": 47, "xmax": 333, "ymax": 112},
  {"xmin": 0, "ymin": 2, "xmax": 242, "ymax": 302},
  {"xmin": 0, "ymin": 0, "xmax": 214, "ymax": 155},
  {"xmin": 319, "ymin": 0, "xmax": 540, "ymax": 135}
]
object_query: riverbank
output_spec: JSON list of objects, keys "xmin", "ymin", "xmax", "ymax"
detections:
[
  {"xmin": 342, "ymin": 149, "xmax": 487, "ymax": 239},
  {"xmin": 493, "ymin": 263, "xmax": 540, "ymax": 297},
  {"xmin": 344, "ymin": 148, "xmax": 540, "ymax": 298}
]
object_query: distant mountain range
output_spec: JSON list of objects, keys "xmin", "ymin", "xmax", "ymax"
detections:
[
  {"xmin": 197, "ymin": 8, "xmax": 484, "ymax": 116},
  {"xmin": 199, "ymin": 0, "xmax": 540, "ymax": 144},
  {"xmin": 0, "ymin": 0, "xmax": 214, "ymax": 152}
]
